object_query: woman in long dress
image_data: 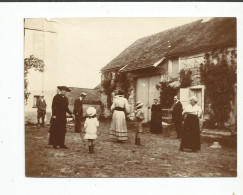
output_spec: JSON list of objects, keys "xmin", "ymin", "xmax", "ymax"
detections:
[
  {"xmin": 110, "ymin": 90, "xmax": 130, "ymax": 142},
  {"xmin": 180, "ymin": 96, "xmax": 202, "ymax": 152},
  {"xmin": 150, "ymin": 99, "xmax": 163, "ymax": 134}
]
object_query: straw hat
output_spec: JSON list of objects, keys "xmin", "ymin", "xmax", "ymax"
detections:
[
  {"xmin": 136, "ymin": 101, "xmax": 144, "ymax": 108},
  {"xmin": 81, "ymin": 92, "xmax": 87, "ymax": 97},
  {"xmin": 86, "ymin": 107, "xmax": 96, "ymax": 117},
  {"xmin": 210, "ymin": 142, "xmax": 222, "ymax": 148}
]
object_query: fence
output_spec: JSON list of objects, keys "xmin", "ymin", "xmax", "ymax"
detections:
[{"xmin": 161, "ymin": 108, "xmax": 173, "ymax": 124}]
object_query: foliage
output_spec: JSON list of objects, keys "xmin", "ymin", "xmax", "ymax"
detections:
[
  {"xmin": 179, "ymin": 69, "xmax": 192, "ymax": 88},
  {"xmin": 200, "ymin": 50, "xmax": 236, "ymax": 128},
  {"xmin": 101, "ymin": 71, "xmax": 131, "ymax": 108},
  {"xmin": 24, "ymin": 55, "xmax": 45, "ymax": 104},
  {"xmin": 156, "ymin": 81, "xmax": 178, "ymax": 109},
  {"xmin": 101, "ymin": 72, "xmax": 114, "ymax": 108},
  {"xmin": 113, "ymin": 71, "xmax": 131, "ymax": 98}
]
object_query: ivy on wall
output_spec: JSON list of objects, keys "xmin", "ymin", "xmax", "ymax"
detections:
[
  {"xmin": 156, "ymin": 69, "xmax": 192, "ymax": 108},
  {"xmin": 101, "ymin": 71, "xmax": 132, "ymax": 108},
  {"xmin": 24, "ymin": 55, "xmax": 45, "ymax": 104},
  {"xmin": 179, "ymin": 69, "xmax": 192, "ymax": 88},
  {"xmin": 156, "ymin": 82, "xmax": 178, "ymax": 109},
  {"xmin": 200, "ymin": 49, "xmax": 237, "ymax": 128}
]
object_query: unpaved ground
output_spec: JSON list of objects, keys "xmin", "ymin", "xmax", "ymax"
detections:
[{"xmin": 25, "ymin": 120, "xmax": 237, "ymax": 177}]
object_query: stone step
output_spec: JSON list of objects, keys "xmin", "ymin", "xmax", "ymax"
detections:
[{"xmin": 201, "ymin": 129, "xmax": 231, "ymax": 136}]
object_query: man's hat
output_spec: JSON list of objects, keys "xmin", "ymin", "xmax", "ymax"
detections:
[
  {"xmin": 81, "ymin": 92, "xmax": 87, "ymax": 97},
  {"xmin": 86, "ymin": 107, "xmax": 96, "ymax": 117},
  {"xmin": 210, "ymin": 142, "xmax": 222, "ymax": 149},
  {"xmin": 136, "ymin": 101, "xmax": 144, "ymax": 108},
  {"xmin": 57, "ymin": 86, "xmax": 71, "ymax": 92}
]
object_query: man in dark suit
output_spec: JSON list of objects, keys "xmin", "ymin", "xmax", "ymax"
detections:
[
  {"xmin": 172, "ymin": 96, "xmax": 183, "ymax": 139},
  {"xmin": 36, "ymin": 94, "xmax": 47, "ymax": 127},
  {"xmin": 73, "ymin": 92, "xmax": 87, "ymax": 133},
  {"xmin": 49, "ymin": 86, "xmax": 74, "ymax": 149}
]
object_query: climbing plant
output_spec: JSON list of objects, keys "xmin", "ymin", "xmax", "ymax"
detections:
[
  {"xmin": 200, "ymin": 49, "xmax": 237, "ymax": 129},
  {"xmin": 179, "ymin": 69, "xmax": 192, "ymax": 88},
  {"xmin": 101, "ymin": 71, "xmax": 131, "ymax": 108},
  {"xmin": 156, "ymin": 68, "xmax": 192, "ymax": 109},
  {"xmin": 156, "ymin": 81, "xmax": 179, "ymax": 109},
  {"xmin": 24, "ymin": 55, "xmax": 45, "ymax": 104}
]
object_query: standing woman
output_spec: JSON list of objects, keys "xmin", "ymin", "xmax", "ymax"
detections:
[
  {"xmin": 150, "ymin": 99, "xmax": 163, "ymax": 134},
  {"xmin": 180, "ymin": 96, "xmax": 202, "ymax": 152},
  {"xmin": 49, "ymin": 86, "xmax": 74, "ymax": 149},
  {"xmin": 110, "ymin": 90, "xmax": 130, "ymax": 142}
]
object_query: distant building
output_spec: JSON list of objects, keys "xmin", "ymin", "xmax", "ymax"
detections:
[{"xmin": 66, "ymin": 87, "xmax": 102, "ymax": 117}]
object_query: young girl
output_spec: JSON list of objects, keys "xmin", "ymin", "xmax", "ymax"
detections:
[
  {"xmin": 135, "ymin": 101, "xmax": 145, "ymax": 146},
  {"xmin": 83, "ymin": 107, "xmax": 99, "ymax": 153}
]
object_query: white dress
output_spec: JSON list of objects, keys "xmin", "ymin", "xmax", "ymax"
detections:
[
  {"xmin": 84, "ymin": 117, "xmax": 99, "ymax": 140},
  {"xmin": 110, "ymin": 95, "xmax": 130, "ymax": 141}
]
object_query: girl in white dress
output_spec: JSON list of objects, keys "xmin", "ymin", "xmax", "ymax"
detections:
[{"xmin": 83, "ymin": 107, "xmax": 99, "ymax": 153}]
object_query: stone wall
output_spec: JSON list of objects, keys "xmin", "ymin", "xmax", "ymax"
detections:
[{"xmin": 180, "ymin": 47, "xmax": 237, "ymax": 126}]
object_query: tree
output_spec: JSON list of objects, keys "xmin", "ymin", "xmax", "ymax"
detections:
[
  {"xmin": 156, "ymin": 81, "xmax": 178, "ymax": 109},
  {"xmin": 200, "ymin": 50, "xmax": 236, "ymax": 129},
  {"xmin": 24, "ymin": 55, "xmax": 45, "ymax": 104}
]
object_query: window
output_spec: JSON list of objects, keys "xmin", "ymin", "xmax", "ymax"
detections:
[
  {"xmin": 33, "ymin": 95, "xmax": 40, "ymax": 108},
  {"xmin": 171, "ymin": 58, "xmax": 179, "ymax": 79},
  {"xmin": 168, "ymin": 58, "xmax": 179, "ymax": 80}
]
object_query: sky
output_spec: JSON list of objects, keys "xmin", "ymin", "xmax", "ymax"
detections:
[{"xmin": 49, "ymin": 17, "xmax": 202, "ymax": 89}]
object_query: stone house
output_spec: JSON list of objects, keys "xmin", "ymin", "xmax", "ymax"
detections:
[{"xmin": 100, "ymin": 17, "xmax": 237, "ymax": 124}]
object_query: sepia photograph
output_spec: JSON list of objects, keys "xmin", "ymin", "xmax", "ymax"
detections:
[{"xmin": 24, "ymin": 17, "xmax": 237, "ymax": 178}]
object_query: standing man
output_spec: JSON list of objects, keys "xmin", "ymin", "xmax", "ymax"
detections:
[
  {"xmin": 36, "ymin": 94, "xmax": 47, "ymax": 127},
  {"xmin": 172, "ymin": 96, "xmax": 183, "ymax": 139},
  {"xmin": 73, "ymin": 92, "xmax": 87, "ymax": 133},
  {"xmin": 49, "ymin": 86, "xmax": 74, "ymax": 149}
]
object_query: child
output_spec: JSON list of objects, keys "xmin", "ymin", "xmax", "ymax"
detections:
[
  {"xmin": 135, "ymin": 101, "xmax": 145, "ymax": 146},
  {"xmin": 83, "ymin": 107, "xmax": 99, "ymax": 153}
]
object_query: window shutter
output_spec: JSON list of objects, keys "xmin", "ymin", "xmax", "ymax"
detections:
[{"xmin": 180, "ymin": 88, "xmax": 189, "ymax": 110}]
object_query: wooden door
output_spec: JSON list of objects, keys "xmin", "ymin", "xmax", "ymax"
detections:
[
  {"xmin": 136, "ymin": 75, "xmax": 160, "ymax": 122},
  {"xmin": 180, "ymin": 88, "xmax": 189, "ymax": 109}
]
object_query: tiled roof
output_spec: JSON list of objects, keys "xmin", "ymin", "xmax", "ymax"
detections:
[{"xmin": 101, "ymin": 18, "xmax": 236, "ymax": 72}]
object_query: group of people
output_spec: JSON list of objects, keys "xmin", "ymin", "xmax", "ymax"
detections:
[
  {"xmin": 110, "ymin": 90, "xmax": 163, "ymax": 146},
  {"xmin": 37, "ymin": 86, "xmax": 202, "ymax": 154},
  {"xmin": 172, "ymin": 95, "xmax": 202, "ymax": 152},
  {"xmin": 109, "ymin": 90, "xmax": 202, "ymax": 152}
]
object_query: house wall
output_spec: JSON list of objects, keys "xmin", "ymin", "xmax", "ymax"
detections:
[
  {"xmin": 24, "ymin": 19, "xmax": 58, "ymax": 124},
  {"xmin": 178, "ymin": 47, "xmax": 237, "ymax": 125}
]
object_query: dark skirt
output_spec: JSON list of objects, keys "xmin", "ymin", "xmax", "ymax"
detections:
[
  {"xmin": 150, "ymin": 104, "xmax": 163, "ymax": 134},
  {"xmin": 150, "ymin": 117, "xmax": 163, "ymax": 134},
  {"xmin": 180, "ymin": 114, "xmax": 201, "ymax": 150},
  {"xmin": 48, "ymin": 119, "xmax": 67, "ymax": 147}
]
